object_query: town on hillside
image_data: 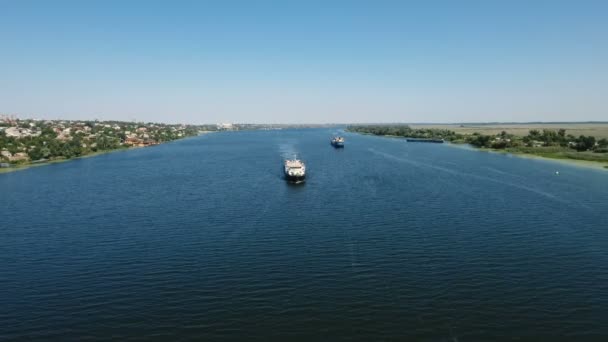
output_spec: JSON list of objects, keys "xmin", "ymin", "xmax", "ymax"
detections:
[{"xmin": 0, "ymin": 115, "xmax": 220, "ymax": 167}]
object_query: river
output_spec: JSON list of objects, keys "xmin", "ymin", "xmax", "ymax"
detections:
[{"xmin": 1, "ymin": 128, "xmax": 607, "ymax": 340}]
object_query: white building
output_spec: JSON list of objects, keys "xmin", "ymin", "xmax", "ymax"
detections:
[{"xmin": 217, "ymin": 123, "xmax": 234, "ymax": 130}]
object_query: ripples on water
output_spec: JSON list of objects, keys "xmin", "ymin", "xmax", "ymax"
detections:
[{"xmin": 1, "ymin": 129, "xmax": 608, "ymax": 341}]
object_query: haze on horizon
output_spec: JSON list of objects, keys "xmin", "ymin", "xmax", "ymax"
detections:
[{"xmin": 1, "ymin": 0, "xmax": 607, "ymax": 124}]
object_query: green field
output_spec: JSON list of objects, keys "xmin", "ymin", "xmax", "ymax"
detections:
[{"xmin": 503, "ymin": 147, "xmax": 608, "ymax": 163}]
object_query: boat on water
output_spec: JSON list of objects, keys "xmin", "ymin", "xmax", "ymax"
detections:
[
  {"xmin": 284, "ymin": 157, "xmax": 306, "ymax": 183},
  {"xmin": 331, "ymin": 136, "xmax": 345, "ymax": 148},
  {"xmin": 406, "ymin": 138, "xmax": 444, "ymax": 143}
]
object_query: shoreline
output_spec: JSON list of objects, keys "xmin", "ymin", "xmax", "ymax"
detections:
[
  {"xmin": 0, "ymin": 148, "xmax": 131, "ymax": 174},
  {"xmin": 0, "ymin": 132, "xmax": 214, "ymax": 174},
  {"xmin": 350, "ymin": 131, "xmax": 608, "ymax": 171},
  {"xmin": 488, "ymin": 149, "xmax": 608, "ymax": 171},
  {"xmin": 445, "ymin": 143, "xmax": 608, "ymax": 171}
]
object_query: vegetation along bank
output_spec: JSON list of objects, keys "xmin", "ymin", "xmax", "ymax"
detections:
[{"xmin": 347, "ymin": 124, "xmax": 608, "ymax": 169}]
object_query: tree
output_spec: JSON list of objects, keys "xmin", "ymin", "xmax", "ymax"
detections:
[
  {"xmin": 468, "ymin": 134, "xmax": 492, "ymax": 148},
  {"xmin": 27, "ymin": 146, "xmax": 50, "ymax": 161},
  {"xmin": 528, "ymin": 129, "xmax": 541, "ymax": 140},
  {"xmin": 575, "ymin": 135, "xmax": 596, "ymax": 151},
  {"xmin": 541, "ymin": 129, "xmax": 558, "ymax": 146}
]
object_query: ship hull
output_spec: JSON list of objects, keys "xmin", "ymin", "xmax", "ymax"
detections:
[
  {"xmin": 331, "ymin": 141, "xmax": 344, "ymax": 148},
  {"xmin": 284, "ymin": 174, "xmax": 306, "ymax": 183},
  {"xmin": 406, "ymin": 138, "xmax": 444, "ymax": 143}
]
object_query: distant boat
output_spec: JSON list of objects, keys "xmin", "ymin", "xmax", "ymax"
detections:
[
  {"xmin": 331, "ymin": 136, "xmax": 345, "ymax": 148},
  {"xmin": 284, "ymin": 157, "xmax": 306, "ymax": 183},
  {"xmin": 406, "ymin": 138, "xmax": 444, "ymax": 143}
]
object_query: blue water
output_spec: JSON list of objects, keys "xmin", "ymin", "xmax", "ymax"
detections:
[{"xmin": 1, "ymin": 129, "xmax": 608, "ymax": 341}]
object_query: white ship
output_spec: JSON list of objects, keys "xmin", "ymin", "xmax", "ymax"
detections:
[{"xmin": 284, "ymin": 157, "xmax": 306, "ymax": 183}]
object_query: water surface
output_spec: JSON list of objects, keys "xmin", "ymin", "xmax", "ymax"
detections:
[{"xmin": 2, "ymin": 129, "xmax": 607, "ymax": 341}]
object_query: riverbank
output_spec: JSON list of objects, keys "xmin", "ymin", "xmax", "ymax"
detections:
[
  {"xmin": 347, "ymin": 125, "xmax": 608, "ymax": 171},
  {"xmin": 350, "ymin": 131, "xmax": 608, "ymax": 171},
  {"xmin": 494, "ymin": 149, "xmax": 608, "ymax": 171},
  {"xmin": 444, "ymin": 143, "xmax": 608, "ymax": 171},
  {"xmin": 0, "ymin": 130, "xmax": 216, "ymax": 174},
  {"xmin": 0, "ymin": 148, "xmax": 132, "ymax": 174},
  {"xmin": 504, "ymin": 150, "xmax": 608, "ymax": 171}
]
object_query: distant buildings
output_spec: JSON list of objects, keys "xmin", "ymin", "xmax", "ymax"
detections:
[
  {"xmin": 0, "ymin": 116, "xmax": 202, "ymax": 162},
  {"xmin": 123, "ymin": 135, "xmax": 158, "ymax": 147},
  {"xmin": 4, "ymin": 126, "xmax": 41, "ymax": 138},
  {"xmin": 0, "ymin": 150, "xmax": 29, "ymax": 162},
  {"xmin": 217, "ymin": 123, "xmax": 234, "ymax": 130}
]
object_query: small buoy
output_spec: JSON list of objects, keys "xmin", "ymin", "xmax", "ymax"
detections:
[{"xmin": 555, "ymin": 171, "xmax": 560, "ymax": 175}]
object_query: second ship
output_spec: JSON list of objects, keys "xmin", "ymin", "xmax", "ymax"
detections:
[{"xmin": 331, "ymin": 136, "xmax": 345, "ymax": 148}]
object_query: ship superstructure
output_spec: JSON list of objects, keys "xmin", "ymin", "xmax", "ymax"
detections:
[{"xmin": 284, "ymin": 158, "xmax": 306, "ymax": 183}]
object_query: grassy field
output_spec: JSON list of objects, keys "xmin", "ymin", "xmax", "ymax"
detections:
[
  {"xmin": 502, "ymin": 147, "xmax": 608, "ymax": 163},
  {"xmin": 410, "ymin": 123, "xmax": 608, "ymax": 138}
]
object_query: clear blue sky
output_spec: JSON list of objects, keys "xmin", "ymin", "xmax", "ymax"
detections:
[{"xmin": 1, "ymin": 0, "xmax": 607, "ymax": 123}]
